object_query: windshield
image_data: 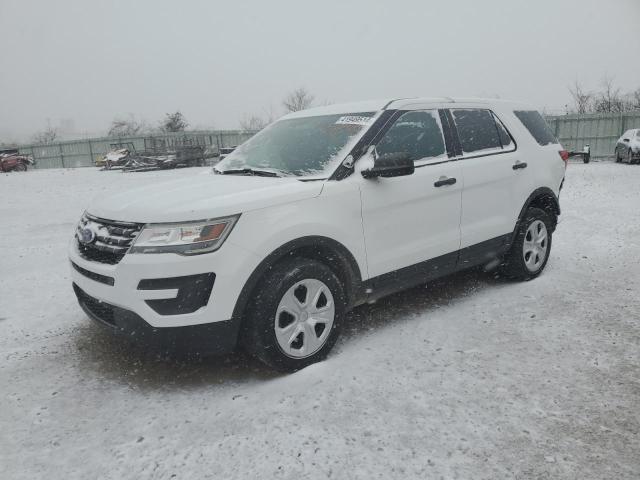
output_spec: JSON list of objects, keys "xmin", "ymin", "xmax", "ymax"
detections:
[{"xmin": 215, "ymin": 112, "xmax": 377, "ymax": 177}]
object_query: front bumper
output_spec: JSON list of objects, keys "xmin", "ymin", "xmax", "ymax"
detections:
[
  {"xmin": 73, "ymin": 284, "xmax": 240, "ymax": 355},
  {"xmin": 69, "ymin": 237, "xmax": 262, "ymax": 330}
]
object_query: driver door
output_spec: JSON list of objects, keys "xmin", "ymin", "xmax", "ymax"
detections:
[{"xmin": 357, "ymin": 110, "xmax": 462, "ymax": 280}]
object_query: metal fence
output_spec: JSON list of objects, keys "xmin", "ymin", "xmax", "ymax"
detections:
[
  {"xmin": 12, "ymin": 112, "xmax": 640, "ymax": 168},
  {"xmin": 545, "ymin": 112, "xmax": 640, "ymax": 159},
  {"xmin": 15, "ymin": 130, "xmax": 258, "ymax": 169}
]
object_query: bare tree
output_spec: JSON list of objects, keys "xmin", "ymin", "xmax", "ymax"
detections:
[
  {"xmin": 568, "ymin": 81, "xmax": 593, "ymax": 114},
  {"xmin": 239, "ymin": 105, "xmax": 278, "ymax": 131},
  {"xmin": 624, "ymin": 88, "xmax": 640, "ymax": 111},
  {"xmin": 239, "ymin": 115, "xmax": 268, "ymax": 131},
  {"xmin": 263, "ymin": 104, "xmax": 278, "ymax": 124},
  {"xmin": 282, "ymin": 87, "xmax": 315, "ymax": 113},
  {"xmin": 565, "ymin": 77, "xmax": 640, "ymax": 114},
  {"xmin": 108, "ymin": 114, "xmax": 146, "ymax": 137},
  {"xmin": 160, "ymin": 111, "xmax": 189, "ymax": 132},
  {"xmin": 593, "ymin": 76, "xmax": 625, "ymax": 113},
  {"xmin": 31, "ymin": 121, "xmax": 59, "ymax": 144}
]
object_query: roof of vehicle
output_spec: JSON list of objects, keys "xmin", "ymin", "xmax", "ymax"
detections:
[{"xmin": 283, "ymin": 97, "xmax": 533, "ymax": 119}]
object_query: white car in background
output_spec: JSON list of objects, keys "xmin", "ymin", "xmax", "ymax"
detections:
[
  {"xmin": 69, "ymin": 97, "xmax": 567, "ymax": 371},
  {"xmin": 615, "ymin": 128, "xmax": 640, "ymax": 164}
]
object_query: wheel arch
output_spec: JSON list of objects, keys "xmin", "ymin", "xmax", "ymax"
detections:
[
  {"xmin": 231, "ymin": 236, "xmax": 363, "ymax": 330},
  {"xmin": 511, "ymin": 187, "xmax": 560, "ymax": 244}
]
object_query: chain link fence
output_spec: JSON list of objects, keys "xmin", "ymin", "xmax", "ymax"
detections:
[{"xmin": 14, "ymin": 130, "xmax": 258, "ymax": 169}]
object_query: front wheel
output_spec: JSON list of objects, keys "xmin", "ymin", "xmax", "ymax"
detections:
[
  {"xmin": 627, "ymin": 149, "xmax": 634, "ymax": 164},
  {"xmin": 499, "ymin": 207, "xmax": 553, "ymax": 280},
  {"xmin": 241, "ymin": 258, "xmax": 346, "ymax": 371},
  {"xmin": 14, "ymin": 162, "xmax": 27, "ymax": 172}
]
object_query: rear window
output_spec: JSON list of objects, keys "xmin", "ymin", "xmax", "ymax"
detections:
[
  {"xmin": 451, "ymin": 109, "xmax": 515, "ymax": 155},
  {"xmin": 514, "ymin": 110, "xmax": 558, "ymax": 146}
]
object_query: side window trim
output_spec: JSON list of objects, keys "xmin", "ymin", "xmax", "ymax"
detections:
[
  {"xmin": 444, "ymin": 109, "xmax": 463, "ymax": 157},
  {"xmin": 438, "ymin": 109, "xmax": 459, "ymax": 159},
  {"xmin": 446, "ymin": 108, "xmax": 518, "ymax": 161}
]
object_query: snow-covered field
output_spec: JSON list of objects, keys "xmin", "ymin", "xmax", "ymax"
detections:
[{"xmin": 1, "ymin": 162, "xmax": 639, "ymax": 479}]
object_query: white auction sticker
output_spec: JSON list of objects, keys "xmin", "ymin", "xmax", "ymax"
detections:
[{"xmin": 335, "ymin": 115, "xmax": 373, "ymax": 126}]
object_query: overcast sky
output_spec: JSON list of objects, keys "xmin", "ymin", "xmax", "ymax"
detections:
[{"xmin": 1, "ymin": 0, "xmax": 639, "ymax": 142}]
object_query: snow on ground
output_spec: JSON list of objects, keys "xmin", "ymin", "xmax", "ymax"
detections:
[{"xmin": 1, "ymin": 163, "xmax": 639, "ymax": 479}]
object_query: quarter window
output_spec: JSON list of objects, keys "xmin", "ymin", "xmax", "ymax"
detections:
[
  {"xmin": 375, "ymin": 110, "xmax": 446, "ymax": 163},
  {"xmin": 514, "ymin": 110, "xmax": 558, "ymax": 146},
  {"xmin": 451, "ymin": 109, "xmax": 503, "ymax": 154},
  {"xmin": 493, "ymin": 113, "xmax": 514, "ymax": 149}
]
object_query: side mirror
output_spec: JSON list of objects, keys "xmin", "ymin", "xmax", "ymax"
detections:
[
  {"xmin": 623, "ymin": 138, "xmax": 630, "ymax": 142},
  {"xmin": 361, "ymin": 152, "xmax": 414, "ymax": 179}
]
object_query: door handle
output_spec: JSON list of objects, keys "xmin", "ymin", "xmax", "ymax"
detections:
[
  {"xmin": 434, "ymin": 177, "xmax": 457, "ymax": 187},
  {"xmin": 512, "ymin": 161, "xmax": 528, "ymax": 170}
]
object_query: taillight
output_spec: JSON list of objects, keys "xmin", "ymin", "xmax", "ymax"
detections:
[{"xmin": 559, "ymin": 150, "xmax": 569, "ymax": 167}]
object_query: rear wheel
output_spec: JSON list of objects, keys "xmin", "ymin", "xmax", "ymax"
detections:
[
  {"xmin": 241, "ymin": 258, "xmax": 346, "ymax": 371},
  {"xmin": 499, "ymin": 207, "xmax": 553, "ymax": 280}
]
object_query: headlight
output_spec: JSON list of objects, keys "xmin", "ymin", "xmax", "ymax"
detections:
[{"xmin": 130, "ymin": 214, "xmax": 239, "ymax": 255}]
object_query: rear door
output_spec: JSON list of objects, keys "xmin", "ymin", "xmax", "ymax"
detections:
[{"xmin": 448, "ymin": 108, "xmax": 534, "ymax": 254}]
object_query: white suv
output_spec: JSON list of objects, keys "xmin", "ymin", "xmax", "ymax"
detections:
[{"xmin": 70, "ymin": 97, "xmax": 567, "ymax": 370}]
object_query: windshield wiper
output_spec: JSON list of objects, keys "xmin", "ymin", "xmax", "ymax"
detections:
[{"xmin": 215, "ymin": 168, "xmax": 282, "ymax": 177}]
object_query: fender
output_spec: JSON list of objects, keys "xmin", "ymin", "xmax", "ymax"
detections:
[
  {"xmin": 510, "ymin": 187, "xmax": 560, "ymax": 246},
  {"xmin": 231, "ymin": 236, "xmax": 363, "ymax": 327}
]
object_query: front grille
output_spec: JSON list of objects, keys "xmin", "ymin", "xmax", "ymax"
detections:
[{"xmin": 76, "ymin": 214, "xmax": 143, "ymax": 265}]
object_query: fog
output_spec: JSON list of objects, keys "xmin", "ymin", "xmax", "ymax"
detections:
[{"xmin": 1, "ymin": 0, "xmax": 639, "ymax": 141}]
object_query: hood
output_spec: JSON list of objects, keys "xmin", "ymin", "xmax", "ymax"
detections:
[{"xmin": 87, "ymin": 173, "xmax": 324, "ymax": 223}]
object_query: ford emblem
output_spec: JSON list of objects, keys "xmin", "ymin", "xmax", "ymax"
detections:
[{"xmin": 78, "ymin": 227, "xmax": 96, "ymax": 245}]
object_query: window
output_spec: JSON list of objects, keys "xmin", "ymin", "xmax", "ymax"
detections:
[
  {"xmin": 514, "ymin": 110, "xmax": 558, "ymax": 146},
  {"xmin": 375, "ymin": 110, "xmax": 446, "ymax": 162},
  {"xmin": 451, "ymin": 109, "xmax": 502, "ymax": 154},
  {"xmin": 493, "ymin": 113, "xmax": 514, "ymax": 149},
  {"xmin": 216, "ymin": 112, "xmax": 376, "ymax": 176}
]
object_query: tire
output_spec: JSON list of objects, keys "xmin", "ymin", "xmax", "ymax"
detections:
[
  {"xmin": 241, "ymin": 258, "xmax": 346, "ymax": 371},
  {"xmin": 627, "ymin": 149, "xmax": 633, "ymax": 164},
  {"xmin": 499, "ymin": 207, "xmax": 553, "ymax": 281},
  {"xmin": 13, "ymin": 162, "xmax": 27, "ymax": 172},
  {"xmin": 615, "ymin": 149, "xmax": 622, "ymax": 163}
]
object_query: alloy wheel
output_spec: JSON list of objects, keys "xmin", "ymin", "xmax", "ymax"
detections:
[
  {"xmin": 274, "ymin": 278, "xmax": 335, "ymax": 358},
  {"xmin": 522, "ymin": 220, "xmax": 548, "ymax": 272}
]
